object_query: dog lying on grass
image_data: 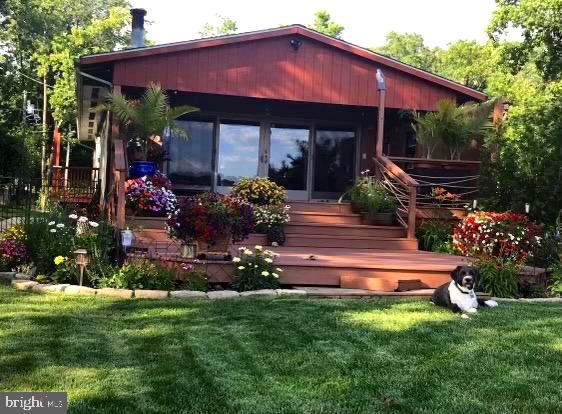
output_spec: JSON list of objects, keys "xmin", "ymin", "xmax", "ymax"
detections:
[{"xmin": 432, "ymin": 265, "xmax": 498, "ymax": 317}]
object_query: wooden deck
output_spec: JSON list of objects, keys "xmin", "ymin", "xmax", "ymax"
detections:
[{"xmin": 130, "ymin": 201, "xmax": 472, "ymax": 291}]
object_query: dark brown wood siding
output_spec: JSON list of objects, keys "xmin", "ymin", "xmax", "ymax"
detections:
[{"xmin": 113, "ymin": 35, "xmax": 459, "ymax": 110}]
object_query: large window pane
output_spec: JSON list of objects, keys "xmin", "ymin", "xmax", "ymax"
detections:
[
  {"xmin": 269, "ymin": 125, "xmax": 309, "ymax": 191},
  {"xmin": 167, "ymin": 120, "xmax": 214, "ymax": 187},
  {"xmin": 217, "ymin": 121, "xmax": 260, "ymax": 187},
  {"xmin": 313, "ymin": 129, "xmax": 355, "ymax": 197}
]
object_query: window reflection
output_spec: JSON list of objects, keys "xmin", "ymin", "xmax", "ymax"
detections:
[
  {"xmin": 167, "ymin": 120, "xmax": 214, "ymax": 187},
  {"xmin": 313, "ymin": 129, "xmax": 355, "ymax": 197},
  {"xmin": 217, "ymin": 121, "xmax": 260, "ymax": 186},
  {"xmin": 269, "ymin": 126, "xmax": 309, "ymax": 191}
]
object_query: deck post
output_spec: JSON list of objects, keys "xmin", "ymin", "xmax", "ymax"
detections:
[
  {"xmin": 375, "ymin": 69, "xmax": 386, "ymax": 158},
  {"xmin": 407, "ymin": 185, "xmax": 417, "ymax": 239}
]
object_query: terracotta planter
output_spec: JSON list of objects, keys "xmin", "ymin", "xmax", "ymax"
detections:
[
  {"xmin": 126, "ymin": 215, "xmax": 168, "ymax": 230},
  {"xmin": 196, "ymin": 236, "xmax": 231, "ymax": 253},
  {"xmin": 363, "ymin": 212, "xmax": 395, "ymax": 226}
]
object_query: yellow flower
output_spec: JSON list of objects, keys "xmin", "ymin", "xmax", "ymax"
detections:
[{"xmin": 54, "ymin": 256, "xmax": 66, "ymax": 266}]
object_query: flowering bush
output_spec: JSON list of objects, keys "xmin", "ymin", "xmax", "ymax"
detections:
[
  {"xmin": 178, "ymin": 262, "xmax": 208, "ymax": 292},
  {"xmin": 125, "ymin": 172, "xmax": 177, "ymax": 217},
  {"xmin": 168, "ymin": 192, "xmax": 255, "ymax": 244},
  {"xmin": 254, "ymin": 204, "xmax": 291, "ymax": 233},
  {"xmin": 231, "ymin": 245, "xmax": 282, "ymax": 291},
  {"xmin": 0, "ymin": 239, "xmax": 27, "ymax": 269},
  {"xmin": 231, "ymin": 177, "xmax": 286, "ymax": 206},
  {"xmin": 0, "ymin": 224, "xmax": 25, "ymax": 241},
  {"xmin": 453, "ymin": 211, "xmax": 540, "ymax": 263}
]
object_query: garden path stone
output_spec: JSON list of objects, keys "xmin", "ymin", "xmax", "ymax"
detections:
[
  {"xmin": 207, "ymin": 290, "xmax": 240, "ymax": 299},
  {"xmin": 239, "ymin": 289, "xmax": 277, "ymax": 297},
  {"xmin": 64, "ymin": 285, "xmax": 97, "ymax": 295},
  {"xmin": 134, "ymin": 289, "xmax": 169, "ymax": 299},
  {"xmin": 31, "ymin": 284, "xmax": 70, "ymax": 293},
  {"xmin": 12, "ymin": 280, "xmax": 38, "ymax": 290},
  {"xmin": 170, "ymin": 290, "xmax": 207, "ymax": 299},
  {"xmin": 0, "ymin": 272, "xmax": 15, "ymax": 281},
  {"xmin": 97, "ymin": 288, "xmax": 133, "ymax": 298},
  {"xmin": 276, "ymin": 289, "xmax": 308, "ymax": 296}
]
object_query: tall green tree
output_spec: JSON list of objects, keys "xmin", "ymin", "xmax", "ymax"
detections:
[
  {"xmin": 373, "ymin": 32, "xmax": 437, "ymax": 72},
  {"xmin": 309, "ymin": 10, "xmax": 344, "ymax": 39},
  {"xmin": 199, "ymin": 15, "xmax": 238, "ymax": 38}
]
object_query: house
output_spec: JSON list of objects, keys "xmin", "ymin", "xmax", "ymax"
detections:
[{"xmin": 76, "ymin": 10, "xmax": 488, "ymax": 291}]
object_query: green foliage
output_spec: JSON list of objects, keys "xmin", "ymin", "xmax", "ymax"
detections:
[
  {"xmin": 51, "ymin": 257, "xmax": 79, "ymax": 284},
  {"xmin": 178, "ymin": 268, "xmax": 208, "ymax": 292},
  {"xmin": 95, "ymin": 84, "xmax": 198, "ymax": 158},
  {"xmin": 372, "ymin": 32, "xmax": 437, "ymax": 72},
  {"xmin": 416, "ymin": 220, "xmax": 453, "ymax": 252},
  {"xmin": 309, "ymin": 10, "xmax": 344, "ymax": 39},
  {"xmin": 231, "ymin": 246, "xmax": 281, "ymax": 292},
  {"xmin": 477, "ymin": 258, "xmax": 519, "ymax": 298},
  {"xmin": 98, "ymin": 261, "xmax": 175, "ymax": 290},
  {"xmin": 199, "ymin": 14, "xmax": 238, "ymax": 38},
  {"xmin": 364, "ymin": 181, "xmax": 397, "ymax": 215},
  {"xmin": 548, "ymin": 263, "xmax": 562, "ymax": 296}
]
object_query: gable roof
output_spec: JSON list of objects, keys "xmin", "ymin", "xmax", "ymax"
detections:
[{"xmin": 80, "ymin": 24, "xmax": 487, "ymax": 101}]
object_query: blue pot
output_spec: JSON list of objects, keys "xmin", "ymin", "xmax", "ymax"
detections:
[{"xmin": 129, "ymin": 161, "xmax": 156, "ymax": 179}]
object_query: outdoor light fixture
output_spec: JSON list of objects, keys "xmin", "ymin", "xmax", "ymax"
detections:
[
  {"xmin": 289, "ymin": 39, "xmax": 302, "ymax": 51},
  {"xmin": 525, "ymin": 203, "xmax": 530, "ymax": 214},
  {"xmin": 73, "ymin": 249, "xmax": 90, "ymax": 286},
  {"xmin": 376, "ymin": 69, "xmax": 385, "ymax": 91},
  {"xmin": 473, "ymin": 199, "xmax": 478, "ymax": 209}
]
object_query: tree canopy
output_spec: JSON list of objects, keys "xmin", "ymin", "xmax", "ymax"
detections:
[
  {"xmin": 199, "ymin": 15, "xmax": 238, "ymax": 38},
  {"xmin": 309, "ymin": 10, "xmax": 344, "ymax": 39}
]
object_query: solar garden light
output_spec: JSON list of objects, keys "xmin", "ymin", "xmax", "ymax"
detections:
[
  {"xmin": 73, "ymin": 249, "xmax": 90, "ymax": 286},
  {"xmin": 473, "ymin": 199, "xmax": 478, "ymax": 209},
  {"xmin": 525, "ymin": 203, "xmax": 530, "ymax": 215}
]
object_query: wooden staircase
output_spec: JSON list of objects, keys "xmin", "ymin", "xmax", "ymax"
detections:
[
  {"xmin": 130, "ymin": 201, "xmax": 469, "ymax": 292},
  {"xmin": 234, "ymin": 201, "xmax": 468, "ymax": 291}
]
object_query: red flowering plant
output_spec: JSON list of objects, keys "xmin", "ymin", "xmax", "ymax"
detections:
[
  {"xmin": 125, "ymin": 171, "xmax": 177, "ymax": 217},
  {"xmin": 168, "ymin": 192, "xmax": 255, "ymax": 244},
  {"xmin": 0, "ymin": 239, "xmax": 27, "ymax": 270},
  {"xmin": 452, "ymin": 211, "xmax": 540, "ymax": 263}
]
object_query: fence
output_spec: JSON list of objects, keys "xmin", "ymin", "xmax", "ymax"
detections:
[{"xmin": 0, "ymin": 168, "xmax": 100, "ymax": 233}]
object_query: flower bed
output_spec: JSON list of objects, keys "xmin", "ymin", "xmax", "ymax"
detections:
[
  {"xmin": 125, "ymin": 172, "xmax": 177, "ymax": 217},
  {"xmin": 452, "ymin": 211, "xmax": 539, "ymax": 262}
]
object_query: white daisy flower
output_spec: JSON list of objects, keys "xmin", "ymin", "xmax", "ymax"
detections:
[
  {"xmin": 261, "ymin": 271, "xmax": 270, "ymax": 276},
  {"xmin": 238, "ymin": 266, "xmax": 245, "ymax": 270},
  {"xmin": 254, "ymin": 245, "xmax": 263, "ymax": 251},
  {"xmin": 272, "ymin": 273, "xmax": 279, "ymax": 278},
  {"xmin": 78, "ymin": 216, "xmax": 88, "ymax": 223},
  {"xmin": 264, "ymin": 258, "xmax": 273, "ymax": 263},
  {"xmin": 275, "ymin": 268, "xmax": 283, "ymax": 272},
  {"xmin": 48, "ymin": 221, "xmax": 55, "ymax": 226},
  {"xmin": 50, "ymin": 229, "xmax": 56, "ymax": 233},
  {"xmin": 68, "ymin": 214, "xmax": 78, "ymax": 219},
  {"xmin": 89, "ymin": 221, "xmax": 99, "ymax": 228},
  {"xmin": 232, "ymin": 257, "xmax": 241, "ymax": 263},
  {"xmin": 56, "ymin": 223, "xmax": 65, "ymax": 228}
]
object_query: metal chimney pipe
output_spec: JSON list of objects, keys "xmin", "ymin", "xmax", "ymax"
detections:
[{"xmin": 130, "ymin": 8, "xmax": 147, "ymax": 48}]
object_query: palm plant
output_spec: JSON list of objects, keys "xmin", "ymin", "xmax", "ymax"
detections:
[
  {"xmin": 413, "ymin": 99, "xmax": 495, "ymax": 160},
  {"xmin": 94, "ymin": 83, "xmax": 199, "ymax": 159}
]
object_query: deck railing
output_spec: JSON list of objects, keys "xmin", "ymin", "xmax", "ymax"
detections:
[
  {"xmin": 373, "ymin": 156, "xmax": 418, "ymax": 239},
  {"xmin": 49, "ymin": 166, "xmax": 99, "ymax": 204},
  {"xmin": 388, "ymin": 157, "xmax": 480, "ymax": 208}
]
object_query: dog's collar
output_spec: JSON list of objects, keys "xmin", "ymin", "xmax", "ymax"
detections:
[{"xmin": 454, "ymin": 282, "xmax": 472, "ymax": 295}]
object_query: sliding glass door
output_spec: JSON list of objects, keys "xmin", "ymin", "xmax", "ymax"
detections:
[{"xmin": 312, "ymin": 128, "xmax": 356, "ymax": 200}]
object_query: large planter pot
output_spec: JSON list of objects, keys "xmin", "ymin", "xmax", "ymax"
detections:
[
  {"xmin": 363, "ymin": 212, "xmax": 395, "ymax": 226},
  {"xmin": 126, "ymin": 215, "xmax": 168, "ymax": 230},
  {"xmin": 128, "ymin": 161, "xmax": 156, "ymax": 179},
  {"xmin": 267, "ymin": 226, "xmax": 286, "ymax": 246}
]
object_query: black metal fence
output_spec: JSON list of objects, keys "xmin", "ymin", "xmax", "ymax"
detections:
[{"xmin": 0, "ymin": 168, "xmax": 100, "ymax": 233}]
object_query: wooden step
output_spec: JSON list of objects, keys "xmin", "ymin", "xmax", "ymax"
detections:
[
  {"xmin": 238, "ymin": 234, "xmax": 417, "ymax": 250},
  {"xmin": 290, "ymin": 211, "xmax": 362, "ymax": 225},
  {"xmin": 288, "ymin": 201, "xmax": 352, "ymax": 214},
  {"xmin": 285, "ymin": 222, "xmax": 406, "ymax": 238}
]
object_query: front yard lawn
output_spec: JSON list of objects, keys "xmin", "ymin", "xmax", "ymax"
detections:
[{"xmin": 1, "ymin": 287, "xmax": 561, "ymax": 413}]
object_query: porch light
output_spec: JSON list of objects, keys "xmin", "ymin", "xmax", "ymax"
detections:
[
  {"xmin": 376, "ymin": 69, "xmax": 385, "ymax": 91},
  {"xmin": 473, "ymin": 199, "xmax": 478, "ymax": 209},
  {"xmin": 73, "ymin": 249, "xmax": 90, "ymax": 286},
  {"xmin": 525, "ymin": 203, "xmax": 530, "ymax": 214}
]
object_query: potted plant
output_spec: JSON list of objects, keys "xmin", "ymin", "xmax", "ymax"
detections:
[
  {"xmin": 94, "ymin": 83, "xmax": 199, "ymax": 175},
  {"xmin": 168, "ymin": 193, "xmax": 255, "ymax": 259},
  {"xmin": 125, "ymin": 171, "xmax": 177, "ymax": 229},
  {"xmin": 254, "ymin": 204, "xmax": 291, "ymax": 246},
  {"xmin": 363, "ymin": 181, "xmax": 397, "ymax": 226},
  {"xmin": 350, "ymin": 171, "xmax": 370, "ymax": 214},
  {"xmin": 230, "ymin": 177, "xmax": 286, "ymax": 205}
]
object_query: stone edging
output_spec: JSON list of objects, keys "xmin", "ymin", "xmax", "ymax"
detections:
[
  {"xmin": 10, "ymin": 280, "xmax": 307, "ymax": 300},
  {"xmin": 492, "ymin": 297, "xmax": 562, "ymax": 303}
]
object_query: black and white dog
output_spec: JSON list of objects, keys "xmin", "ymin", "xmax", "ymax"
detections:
[{"xmin": 432, "ymin": 265, "xmax": 498, "ymax": 315}]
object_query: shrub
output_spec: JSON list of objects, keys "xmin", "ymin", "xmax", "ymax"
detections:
[
  {"xmin": 0, "ymin": 224, "xmax": 26, "ymax": 241},
  {"xmin": 125, "ymin": 172, "xmax": 177, "ymax": 217},
  {"xmin": 231, "ymin": 177, "xmax": 286, "ymax": 206},
  {"xmin": 365, "ymin": 180, "xmax": 397, "ymax": 214},
  {"xmin": 0, "ymin": 239, "xmax": 27, "ymax": 270},
  {"xmin": 416, "ymin": 220, "xmax": 453, "ymax": 252},
  {"xmin": 350, "ymin": 173, "xmax": 370, "ymax": 212},
  {"xmin": 254, "ymin": 204, "xmax": 290, "ymax": 233},
  {"xmin": 177, "ymin": 263, "xmax": 208, "ymax": 292},
  {"xmin": 98, "ymin": 261, "xmax": 174, "ymax": 290},
  {"xmin": 51, "ymin": 256, "xmax": 79, "ymax": 284},
  {"xmin": 453, "ymin": 211, "xmax": 540, "ymax": 263},
  {"xmin": 168, "ymin": 193, "xmax": 255, "ymax": 244},
  {"xmin": 477, "ymin": 258, "xmax": 519, "ymax": 298},
  {"xmin": 231, "ymin": 246, "xmax": 282, "ymax": 291},
  {"xmin": 548, "ymin": 263, "xmax": 562, "ymax": 297}
]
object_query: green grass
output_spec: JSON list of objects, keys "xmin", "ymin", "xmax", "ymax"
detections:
[{"xmin": 1, "ymin": 287, "xmax": 561, "ymax": 413}]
